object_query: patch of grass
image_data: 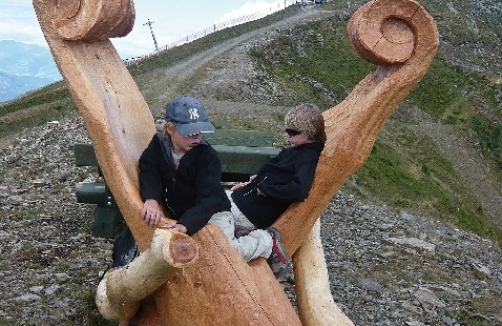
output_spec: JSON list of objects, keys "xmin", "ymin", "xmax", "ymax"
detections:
[
  {"xmin": 368, "ymin": 264, "xmax": 410, "ymax": 287},
  {"xmin": 0, "ymin": 99, "xmax": 77, "ymax": 139},
  {"xmin": 455, "ymin": 295, "xmax": 502, "ymax": 326},
  {"xmin": 410, "ymin": 59, "xmax": 500, "ymax": 117},
  {"xmin": 249, "ymin": 47, "xmax": 264, "ymax": 58},
  {"xmin": 345, "ymin": 124, "xmax": 502, "ymax": 244},
  {"xmin": 64, "ymin": 288, "xmax": 118, "ymax": 326},
  {"xmin": 251, "ymin": 17, "xmax": 373, "ymax": 108},
  {"xmin": 54, "ymin": 260, "xmax": 74, "ymax": 272},
  {"xmin": 470, "ymin": 115, "xmax": 502, "ymax": 169},
  {"xmin": 0, "ymin": 317, "xmax": 18, "ymax": 326},
  {"xmin": 0, "ymin": 83, "xmax": 69, "ymax": 118}
]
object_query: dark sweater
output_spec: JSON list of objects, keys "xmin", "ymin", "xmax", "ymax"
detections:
[
  {"xmin": 139, "ymin": 134, "xmax": 231, "ymax": 235},
  {"xmin": 231, "ymin": 141, "xmax": 324, "ymax": 229}
]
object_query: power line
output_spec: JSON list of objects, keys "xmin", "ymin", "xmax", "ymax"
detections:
[{"xmin": 143, "ymin": 19, "xmax": 159, "ymax": 51}]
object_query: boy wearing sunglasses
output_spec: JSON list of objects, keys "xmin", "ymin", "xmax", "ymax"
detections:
[{"xmin": 228, "ymin": 103, "xmax": 326, "ymax": 277}]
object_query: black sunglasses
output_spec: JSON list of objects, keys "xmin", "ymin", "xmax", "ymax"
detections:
[{"xmin": 285, "ymin": 128, "xmax": 302, "ymax": 137}]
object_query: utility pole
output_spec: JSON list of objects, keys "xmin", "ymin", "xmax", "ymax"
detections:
[{"xmin": 144, "ymin": 19, "xmax": 159, "ymax": 51}]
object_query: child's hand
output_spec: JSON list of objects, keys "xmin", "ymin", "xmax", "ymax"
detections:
[
  {"xmin": 230, "ymin": 181, "xmax": 249, "ymax": 191},
  {"xmin": 230, "ymin": 175, "xmax": 257, "ymax": 191},
  {"xmin": 140, "ymin": 199, "xmax": 163, "ymax": 228},
  {"xmin": 162, "ymin": 223, "xmax": 187, "ymax": 234}
]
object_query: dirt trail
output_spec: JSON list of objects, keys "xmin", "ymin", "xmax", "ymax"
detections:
[
  {"xmin": 140, "ymin": 7, "xmax": 332, "ymax": 117},
  {"xmin": 164, "ymin": 8, "xmax": 327, "ymax": 80}
]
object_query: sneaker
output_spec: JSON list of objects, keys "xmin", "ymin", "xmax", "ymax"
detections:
[{"xmin": 266, "ymin": 227, "xmax": 289, "ymax": 278}]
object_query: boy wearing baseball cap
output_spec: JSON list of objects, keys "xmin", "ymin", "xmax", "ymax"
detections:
[{"xmin": 139, "ymin": 95, "xmax": 227, "ymax": 235}]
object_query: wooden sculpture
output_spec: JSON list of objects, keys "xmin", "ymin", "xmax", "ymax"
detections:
[{"xmin": 33, "ymin": 0, "xmax": 438, "ymax": 324}]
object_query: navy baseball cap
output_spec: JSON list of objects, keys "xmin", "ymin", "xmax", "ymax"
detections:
[{"xmin": 165, "ymin": 95, "xmax": 215, "ymax": 136}]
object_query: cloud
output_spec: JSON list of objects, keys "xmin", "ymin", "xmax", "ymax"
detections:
[
  {"xmin": 219, "ymin": 0, "xmax": 284, "ymax": 23},
  {"xmin": 0, "ymin": 1, "xmax": 46, "ymax": 46},
  {"xmin": 0, "ymin": 22, "xmax": 45, "ymax": 44}
]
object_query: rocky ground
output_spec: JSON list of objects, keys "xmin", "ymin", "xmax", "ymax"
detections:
[
  {"xmin": 1, "ymin": 115, "xmax": 501, "ymax": 325},
  {"xmin": 1, "ymin": 3, "xmax": 502, "ymax": 326}
]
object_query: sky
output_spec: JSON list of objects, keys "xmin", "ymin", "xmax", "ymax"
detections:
[{"xmin": 0, "ymin": 0, "xmax": 292, "ymax": 59}]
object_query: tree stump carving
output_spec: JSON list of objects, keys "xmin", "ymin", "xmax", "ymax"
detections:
[{"xmin": 33, "ymin": 0, "xmax": 438, "ymax": 324}]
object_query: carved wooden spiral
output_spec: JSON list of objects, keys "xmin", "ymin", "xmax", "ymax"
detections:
[
  {"xmin": 42, "ymin": 0, "xmax": 135, "ymax": 41},
  {"xmin": 348, "ymin": 0, "xmax": 436, "ymax": 66}
]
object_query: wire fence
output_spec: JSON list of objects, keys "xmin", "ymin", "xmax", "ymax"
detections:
[{"xmin": 123, "ymin": 3, "xmax": 288, "ymax": 65}]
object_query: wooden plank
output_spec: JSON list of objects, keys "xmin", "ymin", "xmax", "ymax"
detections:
[
  {"xmin": 205, "ymin": 129, "xmax": 274, "ymax": 147},
  {"xmin": 92, "ymin": 207, "xmax": 123, "ymax": 238},
  {"xmin": 76, "ymin": 182, "xmax": 107, "ymax": 205},
  {"xmin": 212, "ymin": 144, "xmax": 280, "ymax": 175},
  {"xmin": 74, "ymin": 140, "xmax": 281, "ymax": 175}
]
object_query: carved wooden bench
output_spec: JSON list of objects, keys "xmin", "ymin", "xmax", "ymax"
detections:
[
  {"xmin": 74, "ymin": 131, "xmax": 281, "ymax": 238},
  {"xmin": 34, "ymin": 0, "xmax": 438, "ymax": 323}
]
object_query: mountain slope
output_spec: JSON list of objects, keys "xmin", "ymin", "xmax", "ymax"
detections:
[
  {"xmin": 0, "ymin": 71, "xmax": 55, "ymax": 102},
  {"xmin": 0, "ymin": 2, "xmax": 501, "ymax": 325},
  {"xmin": 0, "ymin": 40, "xmax": 61, "ymax": 102},
  {"xmin": 1, "ymin": 1, "xmax": 500, "ymax": 240}
]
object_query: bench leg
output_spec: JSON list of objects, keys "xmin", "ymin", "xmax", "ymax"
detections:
[{"xmin": 92, "ymin": 207, "xmax": 123, "ymax": 238}]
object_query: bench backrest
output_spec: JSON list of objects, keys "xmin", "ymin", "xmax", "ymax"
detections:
[{"xmin": 74, "ymin": 142, "xmax": 281, "ymax": 183}]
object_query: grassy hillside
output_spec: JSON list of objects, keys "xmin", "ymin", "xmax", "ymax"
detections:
[
  {"xmin": 245, "ymin": 2, "xmax": 502, "ymax": 244},
  {"xmin": 1, "ymin": 1, "xmax": 501, "ymax": 245}
]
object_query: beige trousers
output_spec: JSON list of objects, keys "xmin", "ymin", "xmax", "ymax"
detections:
[{"xmin": 207, "ymin": 191, "xmax": 272, "ymax": 262}]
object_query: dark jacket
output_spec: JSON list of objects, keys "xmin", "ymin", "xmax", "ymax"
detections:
[
  {"xmin": 139, "ymin": 134, "xmax": 231, "ymax": 235},
  {"xmin": 231, "ymin": 141, "xmax": 324, "ymax": 229}
]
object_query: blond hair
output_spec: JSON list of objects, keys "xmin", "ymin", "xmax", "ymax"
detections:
[{"xmin": 284, "ymin": 103, "xmax": 326, "ymax": 143}]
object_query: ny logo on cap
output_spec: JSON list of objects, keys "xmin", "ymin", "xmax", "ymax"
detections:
[{"xmin": 188, "ymin": 108, "xmax": 200, "ymax": 120}]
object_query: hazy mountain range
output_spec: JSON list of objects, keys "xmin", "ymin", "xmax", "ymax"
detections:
[{"xmin": 0, "ymin": 40, "xmax": 61, "ymax": 102}]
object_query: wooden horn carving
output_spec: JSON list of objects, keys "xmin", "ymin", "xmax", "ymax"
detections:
[
  {"xmin": 33, "ymin": 0, "xmax": 438, "ymax": 324},
  {"xmin": 281, "ymin": 1, "xmax": 438, "ymax": 324}
]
